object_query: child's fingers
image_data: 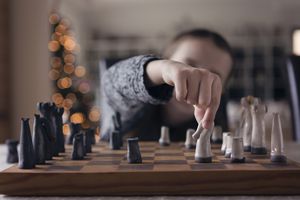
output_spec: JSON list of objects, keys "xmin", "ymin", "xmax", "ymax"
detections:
[
  {"xmin": 194, "ymin": 106, "xmax": 206, "ymax": 123},
  {"xmin": 174, "ymin": 72, "xmax": 188, "ymax": 102},
  {"xmin": 201, "ymin": 76, "xmax": 222, "ymax": 129},
  {"xmin": 198, "ymin": 73, "xmax": 213, "ymax": 108},
  {"xmin": 186, "ymin": 74, "xmax": 200, "ymax": 104}
]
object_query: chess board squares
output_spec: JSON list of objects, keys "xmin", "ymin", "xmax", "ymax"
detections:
[
  {"xmin": 190, "ymin": 163, "xmax": 226, "ymax": 170},
  {"xmin": 47, "ymin": 165, "xmax": 83, "ymax": 172},
  {"xmin": 118, "ymin": 160, "xmax": 154, "ymax": 171},
  {"xmin": 81, "ymin": 164, "xmax": 119, "ymax": 172}
]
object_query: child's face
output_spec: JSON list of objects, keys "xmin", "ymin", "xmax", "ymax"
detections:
[{"xmin": 169, "ymin": 37, "xmax": 232, "ymax": 84}]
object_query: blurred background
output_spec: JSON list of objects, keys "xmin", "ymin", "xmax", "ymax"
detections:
[{"xmin": 1, "ymin": 0, "xmax": 300, "ymax": 143}]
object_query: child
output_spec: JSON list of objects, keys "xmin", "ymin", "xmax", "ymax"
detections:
[{"xmin": 100, "ymin": 29, "xmax": 233, "ymax": 141}]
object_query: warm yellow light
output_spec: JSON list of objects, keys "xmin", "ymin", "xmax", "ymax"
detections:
[
  {"xmin": 48, "ymin": 69, "xmax": 60, "ymax": 80},
  {"xmin": 66, "ymin": 93, "xmax": 77, "ymax": 103},
  {"xmin": 64, "ymin": 54, "xmax": 75, "ymax": 63},
  {"xmin": 57, "ymin": 77, "xmax": 72, "ymax": 89},
  {"xmin": 52, "ymin": 93, "xmax": 64, "ymax": 105},
  {"xmin": 49, "ymin": 13, "xmax": 60, "ymax": 24},
  {"xmin": 48, "ymin": 40, "xmax": 60, "ymax": 52},
  {"xmin": 64, "ymin": 63, "xmax": 75, "ymax": 74},
  {"xmin": 293, "ymin": 30, "xmax": 300, "ymax": 56},
  {"xmin": 75, "ymin": 66, "xmax": 86, "ymax": 77},
  {"xmin": 51, "ymin": 57, "xmax": 62, "ymax": 69},
  {"xmin": 55, "ymin": 24, "xmax": 66, "ymax": 34},
  {"xmin": 64, "ymin": 38, "xmax": 76, "ymax": 51},
  {"xmin": 70, "ymin": 112, "xmax": 85, "ymax": 124},
  {"xmin": 78, "ymin": 82, "xmax": 90, "ymax": 94},
  {"xmin": 63, "ymin": 98, "xmax": 73, "ymax": 110},
  {"xmin": 89, "ymin": 107, "xmax": 101, "ymax": 122},
  {"xmin": 81, "ymin": 121, "xmax": 90, "ymax": 129},
  {"xmin": 62, "ymin": 124, "xmax": 70, "ymax": 136}
]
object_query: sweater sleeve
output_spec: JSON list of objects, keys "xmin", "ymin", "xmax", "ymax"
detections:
[{"xmin": 100, "ymin": 55, "xmax": 174, "ymax": 140}]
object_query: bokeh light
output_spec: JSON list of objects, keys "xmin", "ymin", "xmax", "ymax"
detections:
[
  {"xmin": 70, "ymin": 112, "xmax": 85, "ymax": 124},
  {"xmin": 78, "ymin": 82, "xmax": 90, "ymax": 94},
  {"xmin": 49, "ymin": 13, "xmax": 60, "ymax": 24},
  {"xmin": 52, "ymin": 93, "xmax": 64, "ymax": 105},
  {"xmin": 75, "ymin": 66, "xmax": 86, "ymax": 77},
  {"xmin": 48, "ymin": 69, "xmax": 60, "ymax": 80},
  {"xmin": 57, "ymin": 77, "xmax": 72, "ymax": 89},
  {"xmin": 89, "ymin": 107, "xmax": 101, "ymax": 122},
  {"xmin": 48, "ymin": 40, "xmax": 60, "ymax": 52},
  {"xmin": 64, "ymin": 63, "xmax": 75, "ymax": 74}
]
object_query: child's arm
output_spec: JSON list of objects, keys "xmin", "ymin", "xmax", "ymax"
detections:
[
  {"xmin": 146, "ymin": 60, "xmax": 222, "ymax": 129},
  {"xmin": 100, "ymin": 55, "xmax": 173, "ymax": 140}
]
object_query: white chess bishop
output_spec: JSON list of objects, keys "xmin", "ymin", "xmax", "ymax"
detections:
[
  {"xmin": 224, "ymin": 133, "xmax": 233, "ymax": 158},
  {"xmin": 193, "ymin": 122, "xmax": 214, "ymax": 163},
  {"xmin": 251, "ymin": 103, "xmax": 267, "ymax": 155},
  {"xmin": 231, "ymin": 137, "xmax": 245, "ymax": 163},
  {"xmin": 159, "ymin": 126, "xmax": 170, "ymax": 146},
  {"xmin": 270, "ymin": 113, "xmax": 287, "ymax": 163}
]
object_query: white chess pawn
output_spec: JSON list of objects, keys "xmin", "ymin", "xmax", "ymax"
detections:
[
  {"xmin": 221, "ymin": 132, "xmax": 229, "ymax": 154},
  {"xmin": 251, "ymin": 103, "xmax": 267, "ymax": 155},
  {"xmin": 194, "ymin": 123, "xmax": 214, "ymax": 163},
  {"xmin": 231, "ymin": 137, "xmax": 245, "ymax": 163},
  {"xmin": 211, "ymin": 126, "xmax": 222, "ymax": 144},
  {"xmin": 185, "ymin": 129, "xmax": 196, "ymax": 149},
  {"xmin": 270, "ymin": 113, "xmax": 287, "ymax": 163},
  {"xmin": 240, "ymin": 96, "xmax": 253, "ymax": 152},
  {"xmin": 225, "ymin": 134, "xmax": 233, "ymax": 158},
  {"xmin": 159, "ymin": 126, "xmax": 170, "ymax": 146}
]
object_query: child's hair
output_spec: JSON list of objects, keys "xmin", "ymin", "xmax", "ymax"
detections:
[{"xmin": 163, "ymin": 28, "xmax": 233, "ymax": 60}]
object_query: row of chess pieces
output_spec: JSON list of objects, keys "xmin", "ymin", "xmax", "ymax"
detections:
[
  {"xmin": 5, "ymin": 102, "xmax": 145, "ymax": 168},
  {"xmin": 156, "ymin": 96, "xmax": 287, "ymax": 164}
]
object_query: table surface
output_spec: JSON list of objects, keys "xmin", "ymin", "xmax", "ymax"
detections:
[{"xmin": 1, "ymin": 142, "xmax": 300, "ymax": 200}]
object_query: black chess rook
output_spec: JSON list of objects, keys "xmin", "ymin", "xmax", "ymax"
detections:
[
  {"xmin": 127, "ymin": 137, "xmax": 142, "ymax": 164},
  {"xmin": 5, "ymin": 139, "xmax": 19, "ymax": 164}
]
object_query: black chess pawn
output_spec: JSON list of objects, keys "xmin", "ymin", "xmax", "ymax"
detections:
[
  {"xmin": 110, "ymin": 130, "xmax": 122, "ymax": 150},
  {"xmin": 85, "ymin": 129, "xmax": 93, "ymax": 153},
  {"xmin": 72, "ymin": 133, "xmax": 85, "ymax": 160},
  {"xmin": 67, "ymin": 123, "xmax": 81, "ymax": 145},
  {"xmin": 18, "ymin": 118, "xmax": 35, "ymax": 169},
  {"xmin": 127, "ymin": 137, "xmax": 142, "ymax": 164},
  {"xmin": 5, "ymin": 139, "xmax": 19, "ymax": 163},
  {"xmin": 33, "ymin": 114, "xmax": 46, "ymax": 164},
  {"xmin": 54, "ymin": 107, "xmax": 65, "ymax": 153}
]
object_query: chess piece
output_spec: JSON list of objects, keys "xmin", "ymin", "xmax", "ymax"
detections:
[
  {"xmin": 159, "ymin": 126, "xmax": 170, "ymax": 146},
  {"xmin": 270, "ymin": 113, "xmax": 287, "ymax": 163},
  {"xmin": 185, "ymin": 129, "xmax": 196, "ymax": 149},
  {"xmin": 67, "ymin": 123, "xmax": 81, "ymax": 145},
  {"xmin": 193, "ymin": 123, "xmax": 214, "ymax": 163},
  {"xmin": 71, "ymin": 133, "xmax": 85, "ymax": 160},
  {"xmin": 37, "ymin": 102, "xmax": 59, "ymax": 156},
  {"xmin": 18, "ymin": 118, "xmax": 35, "ymax": 169},
  {"xmin": 241, "ymin": 96, "xmax": 253, "ymax": 152},
  {"xmin": 90, "ymin": 128, "xmax": 96, "ymax": 145},
  {"xmin": 113, "ymin": 111, "xmax": 123, "ymax": 147},
  {"xmin": 110, "ymin": 130, "xmax": 122, "ymax": 150},
  {"xmin": 221, "ymin": 132, "xmax": 229, "ymax": 154},
  {"xmin": 85, "ymin": 129, "xmax": 93, "ymax": 153},
  {"xmin": 211, "ymin": 126, "xmax": 222, "ymax": 144},
  {"xmin": 231, "ymin": 137, "xmax": 245, "ymax": 163},
  {"xmin": 251, "ymin": 103, "xmax": 267, "ymax": 155},
  {"xmin": 6, "ymin": 139, "xmax": 19, "ymax": 163},
  {"xmin": 54, "ymin": 107, "xmax": 65, "ymax": 153},
  {"xmin": 225, "ymin": 134, "xmax": 233, "ymax": 158},
  {"xmin": 40, "ymin": 117, "xmax": 54, "ymax": 160},
  {"xmin": 127, "ymin": 137, "xmax": 142, "ymax": 164},
  {"xmin": 33, "ymin": 114, "xmax": 46, "ymax": 164}
]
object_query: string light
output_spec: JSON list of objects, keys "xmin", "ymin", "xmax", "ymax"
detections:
[
  {"xmin": 70, "ymin": 112, "xmax": 85, "ymax": 124},
  {"xmin": 89, "ymin": 107, "xmax": 101, "ymax": 122},
  {"xmin": 75, "ymin": 66, "xmax": 86, "ymax": 77}
]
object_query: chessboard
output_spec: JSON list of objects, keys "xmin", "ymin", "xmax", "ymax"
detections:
[{"xmin": 0, "ymin": 141, "xmax": 300, "ymax": 196}]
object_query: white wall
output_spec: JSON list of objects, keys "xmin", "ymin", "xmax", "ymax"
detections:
[{"xmin": 10, "ymin": 0, "xmax": 52, "ymax": 138}]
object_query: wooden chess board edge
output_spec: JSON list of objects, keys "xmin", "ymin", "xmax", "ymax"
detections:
[{"xmin": 1, "ymin": 170, "xmax": 300, "ymax": 195}]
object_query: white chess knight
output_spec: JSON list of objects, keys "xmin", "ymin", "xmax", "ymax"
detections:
[
  {"xmin": 231, "ymin": 137, "xmax": 245, "ymax": 163},
  {"xmin": 221, "ymin": 132, "xmax": 230, "ymax": 154},
  {"xmin": 159, "ymin": 126, "xmax": 170, "ymax": 146},
  {"xmin": 193, "ymin": 122, "xmax": 214, "ymax": 163},
  {"xmin": 251, "ymin": 103, "xmax": 267, "ymax": 155},
  {"xmin": 240, "ymin": 96, "xmax": 253, "ymax": 152},
  {"xmin": 185, "ymin": 129, "xmax": 196, "ymax": 149},
  {"xmin": 270, "ymin": 113, "xmax": 287, "ymax": 163},
  {"xmin": 211, "ymin": 126, "xmax": 223, "ymax": 144}
]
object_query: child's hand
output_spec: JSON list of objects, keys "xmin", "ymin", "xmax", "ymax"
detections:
[{"xmin": 146, "ymin": 60, "xmax": 222, "ymax": 129}]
